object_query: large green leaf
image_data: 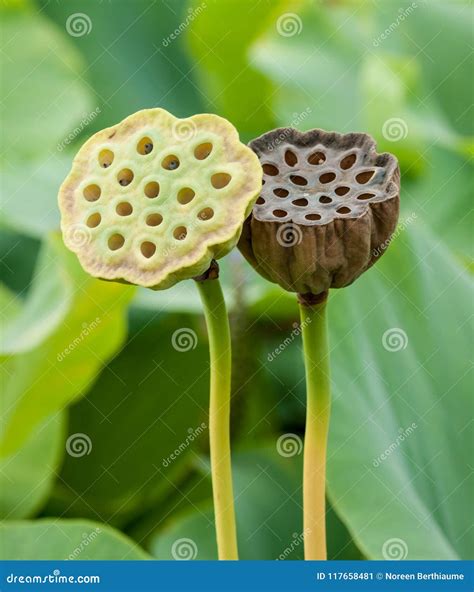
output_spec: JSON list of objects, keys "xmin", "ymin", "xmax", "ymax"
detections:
[
  {"xmin": 0, "ymin": 233, "xmax": 135, "ymax": 456},
  {"xmin": 0, "ymin": 519, "xmax": 149, "ymax": 560},
  {"xmin": 254, "ymin": 222, "xmax": 472, "ymax": 559}
]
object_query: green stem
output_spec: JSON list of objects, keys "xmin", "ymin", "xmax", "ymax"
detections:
[
  {"xmin": 196, "ymin": 275, "xmax": 238, "ymax": 560},
  {"xmin": 299, "ymin": 294, "xmax": 331, "ymax": 560}
]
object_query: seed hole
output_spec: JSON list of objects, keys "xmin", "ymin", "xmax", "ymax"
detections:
[
  {"xmin": 340, "ymin": 153, "xmax": 356, "ymax": 170},
  {"xmin": 117, "ymin": 169, "xmax": 134, "ymax": 186},
  {"xmin": 284, "ymin": 150, "xmax": 298, "ymax": 166},
  {"xmin": 194, "ymin": 143, "xmax": 213, "ymax": 160},
  {"xmin": 319, "ymin": 196, "xmax": 332, "ymax": 204},
  {"xmin": 305, "ymin": 213, "xmax": 321, "ymax": 221},
  {"xmin": 146, "ymin": 213, "xmax": 163, "ymax": 227},
  {"xmin": 357, "ymin": 193, "xmax": 376, "ymax": 201},
  {"xmin": 273, "ymin": 209, "xmax": 287, "ymax": 218},
  {"xmin": 141, "ymin": 241, "xmax": 156, "ymax": 258},
  {"xmin": 273, "ymin": 188, "xmax": 289, "ymax": 198},
  {"xmin": 337, "ymin": 206, "xmax": 351, "ymax": 214},
  {"xmin": 256, "ymin": 197, "xmax": 265, "ymax": 205},
  {"xmin": 137, "ymin": 137, "xmax": 154, "ymax": 155},
  {"xmin": 177, "ymin": 187, "xmax": 195, "ymax": 205},
  {"xmin": 86, "ymin": 213, "xmax": 101, "ymax": 228},
  {"xmin": 98, "ymin": 150, "xmax": 114, "ymax": 168},
  {"xmin": 290, "ymin": 175, "xmax": 307, "ymax": 186},
  {"xmin": 83, "ymin": 184, "xmax": 101, "ymax": 202},
  {"xmin": 173, "ymin": 226, "xmax": 187, "ymax": 240},
  {"xmin": 308, "ymin": 152, "xmax": 326, "ymax": 165},
  {"xmin": 263, "ymin": 164, "xmax": 278, "ymax": 176},
  {"xmin": 293, "ymin": 198, "xmax": 308, "ymax": 206},
  {"xmin": 108, "ymin": 233, "xmax": 125, "ymax": 251},
  {"xmin": 356, "ymin": 170, "xmax": 374, "ymax": 184},
  {"xmin": 162, "ymin": 155, "xmax": 180, "ymax": 170},
  {"xmin": 116, "ymin": 202, "xmax": 133, "ymax": 216},
  {"xmin": 211, "ymin": 173, "xmax": 231, "ymax": 189},
  {"xmin": 319, "ymin": 172, "xmax": 336, "ymax": 184},
  {"xmin": 144, "ymin": 182, "xmax": 160, "ymax": 198},
  {"xmin": 335, "ymin": 186, "xmax": 350, "ymax": 196},
  {"xmin": 198, "ymin": 207, "xmax": 214, "ymax": 220}
]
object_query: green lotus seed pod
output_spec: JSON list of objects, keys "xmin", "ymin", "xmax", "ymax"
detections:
[
  {"xmin": 59, "ymin": 108, "xmax": 262, "ymax": 289},
  {"xmin": 238, "ymin": 128, "xmax": 400, "ymax": 298}
]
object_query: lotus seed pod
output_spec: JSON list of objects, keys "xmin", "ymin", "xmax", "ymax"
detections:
[
  {"xmin": 59, "ymin": 108, "xmax": 262, "ymax": 289},
  {"xmin": 238, "ymin": 128, "xmax": 400, "ymax": 297}
]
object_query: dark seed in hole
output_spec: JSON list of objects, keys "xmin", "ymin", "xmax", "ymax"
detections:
[
  {"xmin": 137, "ymin": 137, "xmax": 154, "ymax": 155},
  {"xmin": 285, "ymin": 150, "xmax": 298, "ymax": 166},
  {"xmin": 141, "ymin": 241, "xmax": 156, "ymax": 258},
  {"xmin": 146, "ymin": 213, "xmax": 163, "ymax": 226},
  {"xmin": 357, "ymin": 193, "xmax": 375, "ymax": 200},
  {"xmin": 116, "ymin": 202, "xmax": 133, "ymax": 216},
  {"xmin": 305, "ymin": 213, "xmax": 321, "ymax": 221},
  {"xmin": 356, "ymin": 170, "xmax": 374, "ymax": 184},
  {"xmin": 144, "ymin": 182, "xmax": 160, "ymax": 198},
  {"xmin": 86, "ymin": 213, "xmax": 101, "ymax": 228},
  {"xmin": 337, "ymin": 206, "xmax": 351, "ymax": 214},
  {"xmin": 263, "ymin": 164, "xmax": 278, "ymax": 176},
  {"xmin": 108, "ymin": 233, "xmax": 124, "ymax": 251},
  {"xmin": 177, "ymin": 187, "xmax": 195, "ymax": 205},
  {"xmin": 273, "ymin": 188, "xmax": 289, "ymax": 198},
  {"xmin": 117, "ymin": 169, "xmax": 134, "ymax": 186},
  {"xmin": 83, "ymin": 184, "xmax": 101, "ymax": 202},
  {"xmin": 293, "ymin": 198, "xmax": 308, "ymax": 206},
  {"xmin": 98, "ymin": 149, "xmax": 114, "ymax": 168},
  {"xmin": 162, "ymin": 155, "xmax": 180, "ymax": 170},
  {"xmin": 256, "ymin": 197, "xmax": 265, "ymax": 204},
  {"xmin": 319, "ymin": 172, "xmax": 336, "ymax": 184},
  {"xmin": 173, "ymin": 226, "xmax": 187, "ymax": 240},
  {"xmin": 198, "ymin": 207, "xmax": 214, "ymax": 220},
  {"xmin": 211, "ymin": 173, "xmax": 231, "ymax": 189},
  {"xmin": 194, "ymin": 143, "xmax": 213, "ymax": 160},
  {"xmin": 290, "ymin": 175, "xmax": 307, "ymax": 186},
  {"xmin": 335, "ymin": 186, "xmax": 350, "ymax": 196},
  {"xmin": 273, "ymin": 209, "xmax": 287, "ymax": 218},
  {"xmin": 308, "ymin": 152, "xmax": 326, "ymax": 165},
  {"xmin": 340, "ymin": 154, "xmax": 356, "ymax": 170},
  {"xmin": 319, "ymin": 196, "xmax": 332, "ymax": 204}
]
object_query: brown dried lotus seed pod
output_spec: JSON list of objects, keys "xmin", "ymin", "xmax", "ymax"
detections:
[
  {"xmin": 59, "ymin": 108, "xmax": 262, "ymax": 289},
  {"xmin": 238, "ymin": 128, "xmax": 400, "ymax": 297}
]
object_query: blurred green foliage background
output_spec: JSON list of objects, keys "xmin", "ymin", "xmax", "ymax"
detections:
[{"xmin": 0, "ymin": 0, "xmax": 472, "ymax": 560}]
